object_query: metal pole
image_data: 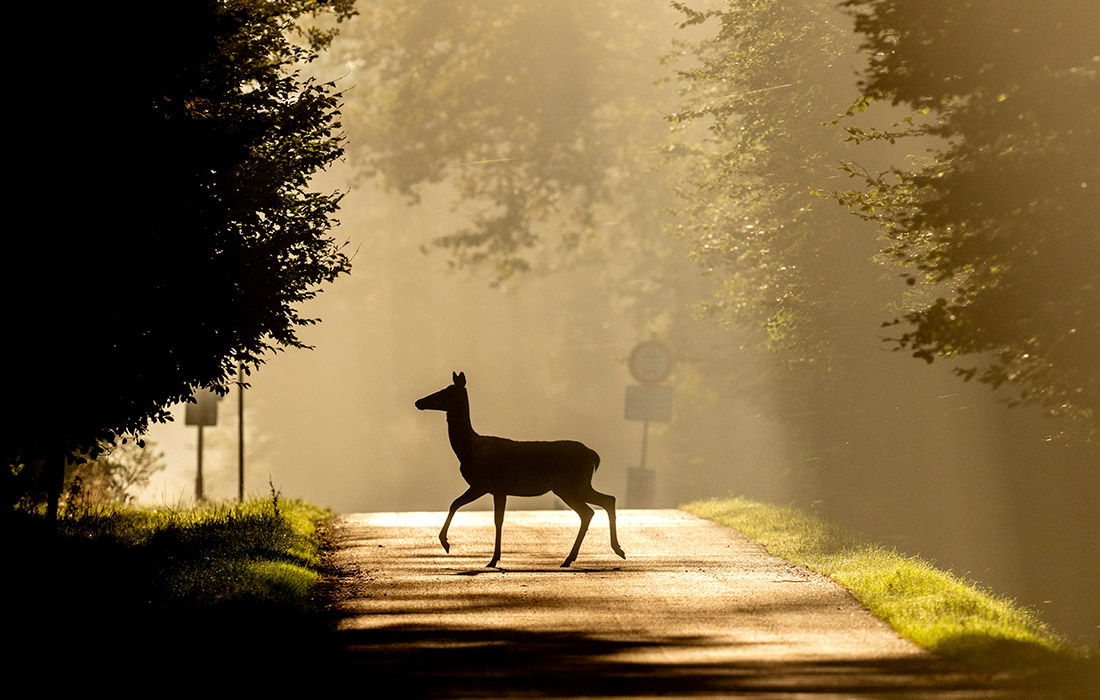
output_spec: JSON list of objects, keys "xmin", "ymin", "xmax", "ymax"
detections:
[
  {"xmin": 639, "ymin": 419, "xmax": 649, "ymax": 472},
  {"xmin": 238, "ymin": 362, "xmax": 245, "ymax": 502},
  {"xmin": 195, "ymin": 424, "xmax": 205, "ymax": 502}
]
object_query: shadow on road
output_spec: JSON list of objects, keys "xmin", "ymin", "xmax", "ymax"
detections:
[
  {"xmin": 318, "ymin": 512, "xmax": 1097, "ymax": 698},
  {"xmin": 325, "ymin": 623, "xmax": 1048, "ymax": 699}
]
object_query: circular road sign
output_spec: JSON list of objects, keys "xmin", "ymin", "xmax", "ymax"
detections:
[{"xmin": 629, "ymin": 340, "xmax": 672, "ymax": 385}]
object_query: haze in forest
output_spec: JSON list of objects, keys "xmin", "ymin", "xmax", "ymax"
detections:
[{"xmin": 136, "ymin": 0, "xmax": 1099, "ymax": 645}]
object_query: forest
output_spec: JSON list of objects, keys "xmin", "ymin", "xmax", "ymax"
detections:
[
  {"xmin": 7, "ymin": 0, "xmax": 1098, "ymax": 645},
  {"xmin": 302, "ymin": 2, "xmax": 1098, "ymax": 642}
]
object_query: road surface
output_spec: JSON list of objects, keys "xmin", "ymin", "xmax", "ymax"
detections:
[{"xmin": 322, "ymin": 509, "xmax": 1035, "ymax": 698}]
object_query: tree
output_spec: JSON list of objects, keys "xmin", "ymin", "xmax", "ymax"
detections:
[
  {"xmin": 838, "ymin": 0, "xmax": 1100, "ymax": 439},
  {"xmin": 334, "ymin": 0, "xmax": 681, "ymax": 282},
  {"xmin": 64, "ymin": 438, "xmax": 168, "ymax": 509},
  {"xmin": 8, "ymin": 0, "xmax": 356, "ymax": 515},
  {"xmin": 664, "ymin": 0, "xmax": 890, "ymax": 368}
]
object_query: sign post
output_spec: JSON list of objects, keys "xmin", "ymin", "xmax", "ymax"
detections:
[
  {"xmin": 185, "ymin": 389, "xmax": 219, "ymax": 502},
  {"xmin": 238, "ymin": 362, "xmax": 245, "ymax": 502},
  {"xmin": 625, "ymin": 340, "xmax": 672, "ymax": 508}
]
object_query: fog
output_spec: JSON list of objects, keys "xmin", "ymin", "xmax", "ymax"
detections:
[
  {"xmin": 140, "ymin": 175, "xmax": 648, "ymax": 512},
  {"xmin": 138, "ymin": 2, "xmax": 1098, "ymax": 645},
  {"xmin": 140, "ymin": 164, "xmax": 1100, "ymax": 644}
]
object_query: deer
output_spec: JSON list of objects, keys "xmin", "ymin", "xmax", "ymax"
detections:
[{"xmin": 415, "ymin": 371, "xmax": 626, "ymax": 568}]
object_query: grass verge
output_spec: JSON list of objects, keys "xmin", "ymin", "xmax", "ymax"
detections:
[
  {"xmin": 683, "ymin": 497, "xmax": 1097, "ymax": 688},
  {"xmin": 7, "ymin": 496, "xmax": 335, "ymax": 682}
]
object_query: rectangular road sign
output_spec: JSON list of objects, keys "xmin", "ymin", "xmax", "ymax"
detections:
[
  {"xmin": 624, "ymin": 384, "xmax": 673, "ymax": 422},
  {"xmin": 185, "ymin": 389, "xmax": 219, "ymax": 426}
]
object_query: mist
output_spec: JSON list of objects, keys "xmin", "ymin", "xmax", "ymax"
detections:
[{"xmin": 135, "ymin": 1, "xmax": 1099, "ymax": 646}]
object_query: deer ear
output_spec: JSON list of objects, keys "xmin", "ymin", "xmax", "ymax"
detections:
[{"xmin": 454, "ymin": 372, "xmax": 466, "ymax": 387}]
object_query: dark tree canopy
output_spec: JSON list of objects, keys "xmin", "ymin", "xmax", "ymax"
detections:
[
  {"xmin": 839, "ymin": 0, "xmax": 1100, "ymax": 438},
  {"xmin": 8, "ymin": 0, "xmax": 355, "ymax": 486}
]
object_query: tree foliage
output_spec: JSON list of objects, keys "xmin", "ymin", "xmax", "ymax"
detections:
[
  {"xmin": 9, "ymin": 0, "xmax": 356, "ymax": 490},
  {"xmin": 334, "ymin": 0, "xmax": 679, "ymax": 281},
  {"xmin": 664, "ymin": 0, "xmax": 883, "ymax": 366},
  {"xmin": 838, "ymin": 0, "xmax": 1100, "ymax": 437},
  {"xmin": 64, "ymin": 439, "xmax": 168, "ymax": 508}
]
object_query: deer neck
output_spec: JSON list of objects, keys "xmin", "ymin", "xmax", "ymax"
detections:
[{"xmin": 446, "ymin": 394, "xmax": 476, "ymax": 463}]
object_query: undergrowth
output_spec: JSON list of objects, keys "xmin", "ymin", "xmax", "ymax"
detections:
[{"xmin": 7, "ymin": 495, "xmax": 335, "ymax": 682}]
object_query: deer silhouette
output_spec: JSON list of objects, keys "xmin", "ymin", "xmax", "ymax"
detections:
[{"xmin": 415, "ymin": 371, "xmax": 625, "ymax": 568}]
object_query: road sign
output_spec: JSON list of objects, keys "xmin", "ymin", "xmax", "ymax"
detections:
[
  {"xmin": 628, "ymin": 340, "xmax": 672, "ymax": 385},
  {"xmin": 185, "ymin": 389, "xmax": 219, "ymax": 426},
  {"xmin": 185, "ymin": 388, "xmax": 219, "ymax": 503},
  {"xmin": 624, "ymin": 384, "xmax": 673, "ymax": 422}
]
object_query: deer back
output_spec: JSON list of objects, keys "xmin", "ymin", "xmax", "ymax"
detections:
[{"xmin": 461, "ymin": 435, "xmax": 599, "ymax": 497}]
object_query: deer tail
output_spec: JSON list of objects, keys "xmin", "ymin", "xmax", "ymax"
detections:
[{"xmin": 590, "ymin": 448, "xmax": 601, "ymax": 472}]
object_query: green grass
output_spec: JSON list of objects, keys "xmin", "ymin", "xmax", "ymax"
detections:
[
  {"xmin": 683, "ymin": 496, "xmax": 1096, "ymax": 682},
  {"xmin": 7, "ymin": 496, "xmax": 336, "ymax": 680}
]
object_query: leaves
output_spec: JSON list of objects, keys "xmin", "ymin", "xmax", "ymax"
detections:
[
  {"xmin": 664, "ymin": 0, "xmax": 885, "ymax": 366},
  {"xmin": 8, "ymin": 0, "xmax": 355, "ymax": 472},
  {"xmin": 840, "ymin": 0, "xmax": 1100, "ymax": 437},
  {"xmin": 335, "ymin": 0, "xmax": 680, "ymax": 281}
]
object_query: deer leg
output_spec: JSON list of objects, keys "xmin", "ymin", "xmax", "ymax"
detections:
[
  {"xmin": 557, "ymin": 491, "xmax": 594, "ymax": 568},
  {"xmin": 487, "ymin": 492, "xmax": 507, "ymax": 568},
  {"xmin": 584, "ymin": 487, "xmax": 625, "ymax": 559},
  {"xmin": 440, "ymin": 487, "xmax": 483, "ymax": 553}
]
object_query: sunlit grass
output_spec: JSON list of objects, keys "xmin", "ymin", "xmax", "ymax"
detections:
[
  {"xmin": 683, "ymin": 496, "xmax": 1095, "ymax": 681},
  {"xmin": 9, "ymin": 496, "xmax": 335, "ymax": 677}
]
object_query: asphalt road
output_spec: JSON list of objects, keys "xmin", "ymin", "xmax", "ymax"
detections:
[{"xmin": 322, "ymin": 509, "xmax": 1038, "ymax": 698}]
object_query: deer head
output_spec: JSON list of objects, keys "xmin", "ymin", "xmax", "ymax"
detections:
[{"xmin": 415, "ymin": 372, "xmax": 467, "ymax": 412}]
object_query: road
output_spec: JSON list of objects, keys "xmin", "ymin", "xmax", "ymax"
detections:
[{"xmin": 322, "ymin": 509, "xmax": 1034, "ymax": 698}]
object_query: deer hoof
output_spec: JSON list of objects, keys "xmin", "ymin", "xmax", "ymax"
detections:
[
  {"xmin": 614, "ymin": 546, "xmax": 626, "ymax": 559},
  {"xmin": 560, "ymin": 559, "xmax": 573, "ymax": 568},
  {"xmin": 440, "ymin": 537, "xmax": 450, "ymax": 553}
]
